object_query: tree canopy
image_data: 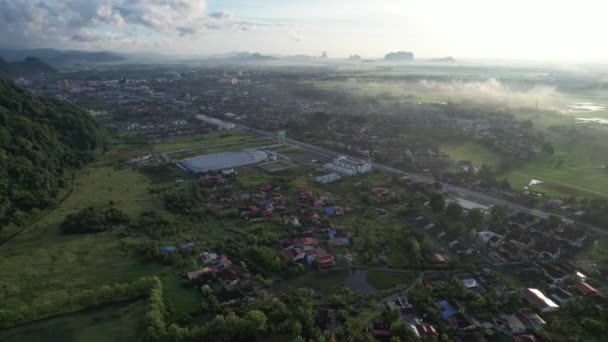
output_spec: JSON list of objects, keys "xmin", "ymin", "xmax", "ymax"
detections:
[{"xmin": 0, "ymin": 76, "xmax": 103, "ymax": 229}]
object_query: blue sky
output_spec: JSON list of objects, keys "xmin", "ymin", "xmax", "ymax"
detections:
[{"xmin": 2, "ymin": 0, "xmax": 608, "ymax": 61}]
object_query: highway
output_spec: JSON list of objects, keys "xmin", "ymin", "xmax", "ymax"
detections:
[{"xmin": 231, "ymin": 122, "xmax": 608, "ymax": 237}]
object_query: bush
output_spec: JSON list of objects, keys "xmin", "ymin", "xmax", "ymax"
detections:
[{"xmin": 61, "ymin": 206, "xmax": 130, "ymax": 234}]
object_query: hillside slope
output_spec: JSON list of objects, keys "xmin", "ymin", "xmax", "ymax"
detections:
[
  {"xmin": 0, "ymin": 57, "xmax": 56, "ymax": 77},
  {"xmin": 0, "ymin": 76, "xmax": 103, "ymax": 229}
]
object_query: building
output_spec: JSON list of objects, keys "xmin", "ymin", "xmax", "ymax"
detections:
[
  {"xmin": 575, "ymin": 281, "xmax": 598, "ymax": 296},
  {"xmin": 518, "ymin": 309, "xmax": 546, "ymax": 330},
  {"xmin": 180, "ymin": 150, "xmax": 269, "ymax": 173},
  {"xmin": 497, "ymin": 314, "xmax": 527, "ymax": 334},
  {"xmin": 195, "ymin": 114, "xmax": 235, "ymax": 130},
  {"xmin": 523, "ymin": 288, "xmax": 560, "ymax": 313},
  {"xmin": 316, "ymin": 173, "xmax": 341, "ymax": 184},
  {"xmin": 323, "ymin": 156, "xmax": 372, "ymax": 176}
]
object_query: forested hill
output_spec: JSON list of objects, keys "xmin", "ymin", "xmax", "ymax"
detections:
[
  {"xmin": 0, "ymin": 57, "xmax": 56, "ymax": 78},
  {"xmin": 0, "ymin": 76, "xmax": 103, "ymax": 229}
]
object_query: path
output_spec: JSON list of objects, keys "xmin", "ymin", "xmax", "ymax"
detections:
[{"xmin": 0, "ymin": 173, "xmax": 75, "ymax": 247}]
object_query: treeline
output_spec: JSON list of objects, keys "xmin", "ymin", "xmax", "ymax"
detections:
[
  {"xmin": 0, "ymin": 75, "xmax": 103, "ymax": 231},
  {"xmin": 0, "ymin": 276, "xmax": 158, "ymax": 329},
  {"xmin": 62, "ymin": 206, "xmax": 130, "ymax": 234},
  {"xmin": 145, "ymin": 287, "xmax": 322, "ymax": 342}
]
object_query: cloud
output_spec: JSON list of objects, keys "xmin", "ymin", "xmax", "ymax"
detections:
[
  {"xmin": 291, "ymin": 32, "xmax": 303, "ymax": 42},
  {"xmin": 207, "ymin": 11, "xmax": 234, "ymax": 20},
  {"xmin": 0, "ymin": 0, "xmax": 282, "ymax": 50},
  {"xmin": 417, "ymin": 78, "xmax": 556, "ymax": 105}
]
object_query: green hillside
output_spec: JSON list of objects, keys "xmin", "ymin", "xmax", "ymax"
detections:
[{"xmin": 0, "ymin": 76, "xmax": 103, "ymax": 230}]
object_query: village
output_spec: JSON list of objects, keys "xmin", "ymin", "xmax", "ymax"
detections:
[
  {"xmin": 11, "ymin": 66, "xmax": 608, "ymax": 341},
  {"xmin": 120, "ymin": 120, "xmax": 606, "ymax": 341}
]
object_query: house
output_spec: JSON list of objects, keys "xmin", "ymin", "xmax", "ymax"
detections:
[
  {"xmin": 180, "ymin": 242, "xmax": 196, "ymax": 251},
  {"xmin": 497, "ymin": 314, "xmax": 527, "ymax": 334},
  {"xmin": 323, "ymin": 206, "xmax": 335, "ymax": 217},
  {"xmin": 330, "ymin": 235, "xmax": 350, "ymax": 246},
  {"xmin": 316, "ymin": 173, "xmax": 341, "ymax": 184},
  {"xmin": 283, "ymin": 248, "xmax": 305, "ymax": 262},
  {"xmin": 426, "ymin": 252, "xmax": 447, "ymax": 264},
  {"xmin": 575, "ymin": 281, "xmax": 598, "ymax": 296},
  {"xmin": 185, "ymin": 267, "xmax": 214, "ymax": 281},
  {"xmin": 539, "ymin": 263, "xmax": 569, "ymax": 284},
  {"xmin": 213, "ymin": 255, "xmax": 232, "ymax": 269},
  {"xmin": 316, "ymin": 248, "xmax": 335, "ymax": 268},
  {"xmin": 548, "ymin": 287, "xmax": 573, "ymax": 305},
  {"xmin": 200, "ymin": 252, "xmax": 219, "ymax": 264},
  {"xmin": 295, "ymin": 237, "xmax": 318, "ymax": 246},
  {"xmin": 371, "ymin": 187, "xmax": 392, "ymax": 200},
  {"xmin": 160, "ymin": 245, "xmax": 177, "ymax": 253},
  {"xmin": 518, "ymin": 309, "xmax": 546, "ymax": 330},
  {"xmin": 279, "ymin": 239, "xmax": 294, "ymax": 250},
  {"xmin": 461, "ymin": 278, "xmax": 479, "ymax": 289},
  {"xmin": 284, "ymin": 215, "xmax": 302, "ymax": 228},
  {"xmin": 514, "ymin": 335, "xmax": 537, "ymax": 342},
  {"xmin": 523, "ymin": 288, "xmax": 560, "ymax": 313},
  {"xmin": 410, "ymin": 322, "xmax": 438, "ymax": 338}
]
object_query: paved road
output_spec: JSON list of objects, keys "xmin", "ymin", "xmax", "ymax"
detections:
[{"xmin": 230, "ymin": 122, "xmax": 608, "ymax": 237}]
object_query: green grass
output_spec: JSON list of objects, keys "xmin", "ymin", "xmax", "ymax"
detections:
[
  {"xmin": 152, "ymin": 130, "xmax": 258, "ymax": 153},
  {"xmin": 279, "ymin": 270, "xmax": 349, "ymax": 296},
  {"xmin": 585, "ymin": 239, "xmax": 608, "ymax": 261},
  {"xmin": 441, "ymin": 141, "xmax": 502, "ymax": 168},
  {"xmin": 505, "ymin": 125, "xmax": 608, "ymax": 199},
  {"xmin": 0, "ymin": 300, "xmax": 147, "ymax": 342},
  {"xmin": 365, "ymin": 271, "xmax": 416, "ymax": 290},
  {"xmin": 0, "ymin": 155, "xmax": 185, "ymax": 312}
]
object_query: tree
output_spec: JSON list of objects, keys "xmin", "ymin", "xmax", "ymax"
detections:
[
  {"xmin": 405, "ymin": 236, "xmax": 421, "ymax": 261},
  {"xmin": 421, "ymin": 234, "xmax": 435, "ymax": 253},
  {"xmin": 490, "ymin": 205, "xmax": 509, "ymax": 223},
  {"xmin": 548, "ymin": 214, "xmax": 562, "ymax": 228},
  {"xmin": 429, "ymin": 193, "xmax": 445, "ymax": 213},
  {"xmin": 543, "ymin": 141, "xmax": 555, "ymax": 155},
  {"xmin": 467, "ymin": 208, "xmax": 484, "ymax": 229},
  {"xmin": 446, "ymin": 203, "xmax": 463, "ymax": 220}
]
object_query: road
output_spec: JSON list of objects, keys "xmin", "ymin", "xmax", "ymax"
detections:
[{"xmin": 230, "ymin": 122, "xmax": 608, "ymax": 237}]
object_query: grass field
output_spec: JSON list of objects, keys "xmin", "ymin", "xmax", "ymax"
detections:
[
  {"xmin": 441, "ymin": 141, "xmax": 502, "ymax": 168},
  {"xmin": 279, "ymin": 270, "xmax": 349, "ymax": 297},
  {"xmin": 0, "ymin": 154, "xmax": 201, "ymax": 318},
  {"xmin": 365, "ymin": 271, "xmax": 416, "ymax": 290},
  {"xmin": 152, "ymin": 130, "xmax": 259, "ymax": 153},
  {"xmin": 0, "ymin": 300, "xmax": 147, "ymax": 342}
]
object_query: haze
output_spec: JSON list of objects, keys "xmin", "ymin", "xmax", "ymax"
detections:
[{"xmin": 2, "ymin": 0, "xmax": 608, "ymax": 62}]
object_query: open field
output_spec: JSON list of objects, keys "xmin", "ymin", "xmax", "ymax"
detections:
[
  {"xmin": 278, "ymin": 270, "xmax": 349, "ymax": 297},
  {"xmin": 441, "ymin": 141, "xmax": 502, "ymax": 168},
  {"xmin": 0, "ymin": 155, "xmax": 200, "ymax": 317},
  {"xmin": 365, "ymin": 270, "xmax": 417, "ymax": 291},
  {"xmin": 0, "ymin": 300, "xmax": 147, "ymax": 342},
  {"xmin": 152, "ymin": 130, "xmax": 258, "ymax": 153}
]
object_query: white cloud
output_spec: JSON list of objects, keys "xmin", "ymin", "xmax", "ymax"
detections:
[{"xmin": 0, "ymin": 0, "xmax": 281, "ymax": 50}]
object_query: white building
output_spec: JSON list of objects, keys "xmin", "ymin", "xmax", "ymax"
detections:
[
  {"xmin": 324, "ymin": 156, "xmax": 372, "ymax": 176},
  {"xmin": 316, "ymin": 173, "xmax": 341, "ymax": 184},
  {"xmin": 195, "ymin": 114, "xmax": 235, "ymax": 130}
]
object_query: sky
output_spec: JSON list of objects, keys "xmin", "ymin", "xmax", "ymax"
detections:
[{"xmin": 1, "ymin": 0, "xmax": 608, "ymax": 62}]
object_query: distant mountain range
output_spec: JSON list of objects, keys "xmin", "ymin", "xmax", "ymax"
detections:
[
  {"xmin": 0, "ymin": 48, "xmax": 124, "ymax": 66},
  {"xmin": 0, "ymin": 56, "xmax": 56, "ymax": 77}
]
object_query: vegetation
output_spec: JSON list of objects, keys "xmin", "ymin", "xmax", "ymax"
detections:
[
  {"xmin": 0, "ymin": 76, "xmax": 103, "ymax": 232},
  {"xmin": 61, "ymin": 206, "xmax": 130, "ymax": 234}
]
